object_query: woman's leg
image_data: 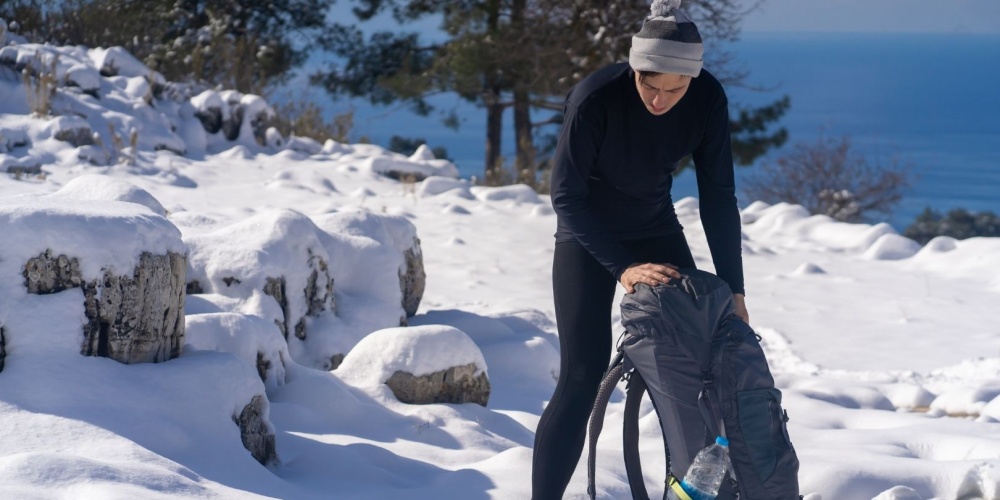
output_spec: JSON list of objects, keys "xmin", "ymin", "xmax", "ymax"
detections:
[
  {"xmin": 532, "ymin": 232, "xmax": 701, "ymax": 499},
  {"xmin": 532, "ymin": 240, "xmax": 618, "ymax": 499}
]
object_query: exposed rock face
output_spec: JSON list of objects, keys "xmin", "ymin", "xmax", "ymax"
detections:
[
  {"xmin": 193, "ymin": 99, "xmax": 269, "ymax": 145},
  {"xmin": 23, "ymin": 250, "xmax": 186, "ymax": 364},
  {"xmin": 54, "ymin": 126, "xmax": 95, "ymax": 147},
  {"xmin": 4, "ymin": 164, "xmax": 42, "ymax": 176},
  {"xmin": 262, "ymin": 276, "xmax": 291, "ymax": 339},
  {"xmin": 328, "ymin": 353, "xmax": 345, "ymax": 371},
  {"xmin": 222, "ymin": 104, "xmax": 243, "ymax": 141},
  {"xmin": 262, "ymin": 251, "xmax": 335, "ymax": 341},
  {"xmin": 194, "ymin": 106, "xmax": 223, "ymax": 135},
  {"xmin": 24, "ymin": 250, "xmax": 83, "ymax": 294},
  {"xmin": 400, "ymin": 237, "xmax": 426, "ymax": 319},
  {"xmin": 248, "ymin": 108, "xmax": 270, "ymax": 146},
  {"xmin": 256, "ymin": 352, "xmax": 271, "ymax": 383},
  {"xmin": 385, "ymin": 363, "xmax": 490, "ymax": 407},
  {"xmin": 234, "ymin": 395, "xmax": 277, "ymax": 466},
  {"xmin": 305, "ymin": 250, "xmax": 335, "ymax": 317}
]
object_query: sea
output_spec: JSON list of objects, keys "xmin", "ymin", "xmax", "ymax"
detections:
[{"xmin": 338, "ymin": 32, "xmax": 1000, "ymax": 231}]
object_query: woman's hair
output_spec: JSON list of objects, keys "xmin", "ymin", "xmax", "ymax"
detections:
[{"xmin": 637, "ymin": 70, "xmax": 659, "ymax": 82}]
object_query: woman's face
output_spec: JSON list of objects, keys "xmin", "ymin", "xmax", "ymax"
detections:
[{"xmin": 635, "ymin": 72, "xmax": 691, "ymax": 116}]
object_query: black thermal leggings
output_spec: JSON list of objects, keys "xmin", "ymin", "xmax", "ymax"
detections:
[{"xmin": 532, "ymin": 233, "xmax": 697, "ymax": 500}]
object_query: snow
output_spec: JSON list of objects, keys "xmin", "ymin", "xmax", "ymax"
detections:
[
  {"xmin": 0, "ymin": 190, "xmax": 184, "ymax": 281},
  {"xmin": 1, "ymin": 39, "xmax": 999, "ymax": 500}
]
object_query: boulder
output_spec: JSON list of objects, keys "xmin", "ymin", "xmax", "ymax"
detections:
[
  {"xmin": 337, "ymin": 325, "xmax": 491, "ymax": 407},
  {"xmin": 234, "ymin": 395, "xmax": 277, "ymax": 466}
]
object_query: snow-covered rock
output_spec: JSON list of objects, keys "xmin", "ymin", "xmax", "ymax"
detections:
[
  {"xmin": 314, "ymin": 209, "xmax": 425, "ymax": 322},
  {"xmin": 0, "ymin": 189, "xmax": 186, "ymax": 365},
  {"xmin": 363, "ymin": 154, "xmax": 459, "ymax": 181},
  {"xmin": 50, "ymin": 174, "xmax": 166, "ymax": 216},
  {"xmin": 184, "ymin": 210, "xmax": 336, "ymax": 367},
  {"xmin": 861, "ymin": 233, "xmax": 921, "ymax": 261},
  {"xmin": 337, "ymin": 325, "xmax": 490, "ymax": 406},
  {"xmin": 185, "ymin": 312, "xmax": 290, "ymax": 391}
]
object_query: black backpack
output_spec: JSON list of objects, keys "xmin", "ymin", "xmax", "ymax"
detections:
[{"xmin": 586, "ymin": 269, "xmax": 800, "ymax": 499}]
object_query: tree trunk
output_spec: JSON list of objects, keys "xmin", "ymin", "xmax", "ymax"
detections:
[
  {"xmin": 484, "ymin": 91, "xmax": 504, "ymax": 185},
  {"xmin": 513, "ymin": 88, "xmax": 535, "ymax": 186},
  {"xmin": 510, "ymin": 0, "xmax": 535, "ymax": 187},
  {"xmin": 482, "ymin": 0, "xmax": 504, "ymax": 185}
]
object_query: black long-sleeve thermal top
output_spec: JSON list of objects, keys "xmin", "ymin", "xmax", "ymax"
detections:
[{"xmin": 550, "ymin": 63, "xmax": 745, "ymax": 295}]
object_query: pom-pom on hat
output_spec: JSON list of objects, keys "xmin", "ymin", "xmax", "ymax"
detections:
[{"xmin": 629, "ymin": 0, "xmax": 703, "ymax": 77}]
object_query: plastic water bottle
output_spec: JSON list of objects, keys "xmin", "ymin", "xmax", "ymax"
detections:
[{"xmin": 666, "ymin": 436, "xmax": 730, "ymax": 500}]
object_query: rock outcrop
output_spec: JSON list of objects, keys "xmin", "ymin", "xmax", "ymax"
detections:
[
  {"xmin": 24, "ymin": 249, "xmax": 186, "ymax": 364},
  {"xmin": 234, "ymin": 395, "xmax": 277, "ymax": 466},
  {"xmin": 399, "ymin": 237, "xmax": 425, "ymax": 320}
]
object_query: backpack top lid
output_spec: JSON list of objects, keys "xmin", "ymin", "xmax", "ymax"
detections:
[{"xmin": 620, "ymin": 268, "xmax": 736, "ymax": 349}]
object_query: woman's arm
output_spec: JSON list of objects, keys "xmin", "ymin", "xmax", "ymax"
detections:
[
  {"xmin": 692, "ymin": 89, "xmax": 746, "ymax": 297},
  {"xmin": 550, "ymin": 101, "xmax": 636, "ymax": 281}
]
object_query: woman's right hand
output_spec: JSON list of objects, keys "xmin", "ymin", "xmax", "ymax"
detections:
[{"xmin": 619, "ymin": 262, "xmax": 682, "ymax": 293}]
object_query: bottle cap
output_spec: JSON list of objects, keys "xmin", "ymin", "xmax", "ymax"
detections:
[{"xmin": 716, "ymin": 436, "xmax": 729, "ymax": 447}]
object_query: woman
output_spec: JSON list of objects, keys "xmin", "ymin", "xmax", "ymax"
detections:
[{"xmin": 532, "ymin": 1, "xmax": 746, "ymax": 498}]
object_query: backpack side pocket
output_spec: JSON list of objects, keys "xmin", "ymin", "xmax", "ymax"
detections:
[
  {"xmin": 737, "ymin": 387, "xmax": 789, "ymax": 483},
  {"xmin": 712, "ymin": 318, "xmax": 800, "ymax": 500}
]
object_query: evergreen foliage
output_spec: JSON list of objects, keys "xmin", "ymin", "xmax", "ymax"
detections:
[
  {"xmin": 903, "ymin": 207, "xmax": 1000, "ymax": 244},
  {"xmin": 1, "ymin": 0, "xmax": 330, "ymax": 94}
]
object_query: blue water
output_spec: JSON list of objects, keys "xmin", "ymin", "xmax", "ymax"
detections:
[{"xmin": 343, "ymin": 32, "xmax": 1000, "ymax": 231}]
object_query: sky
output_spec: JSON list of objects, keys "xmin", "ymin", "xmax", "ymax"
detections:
[
  {"xmin": 742, "ymin": 0, "xmax": 1000, "ymax": 34},
  {"xmin": 2, "ymin": 28, "xmax": 1000, "ymax": 500}
]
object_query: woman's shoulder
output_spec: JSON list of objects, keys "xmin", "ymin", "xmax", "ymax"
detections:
[
  {"xmin": 566, "ymin": 63, "xmax": 631, "ymax": 109},
  {"xmin": 689, "ymin": 68, "xmax": 727, "ymax": 101}
]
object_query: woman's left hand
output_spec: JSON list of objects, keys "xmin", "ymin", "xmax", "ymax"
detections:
[{"xmin": 733, "ymin": 293, "xmax": 750, "ymax": 325}]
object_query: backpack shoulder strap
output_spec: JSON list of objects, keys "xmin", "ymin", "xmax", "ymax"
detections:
[
  {"xmin": 623, "ymin": 370, "xmax": 656, "ymax": 500},
  {"xmin": 587, "ymin": 353, "xmax": 625, "ymax": 499}
]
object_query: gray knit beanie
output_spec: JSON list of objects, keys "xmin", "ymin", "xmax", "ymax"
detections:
[{"xmin": 629, "ymin": 0, "xmax": 703, "ymax": 77}]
